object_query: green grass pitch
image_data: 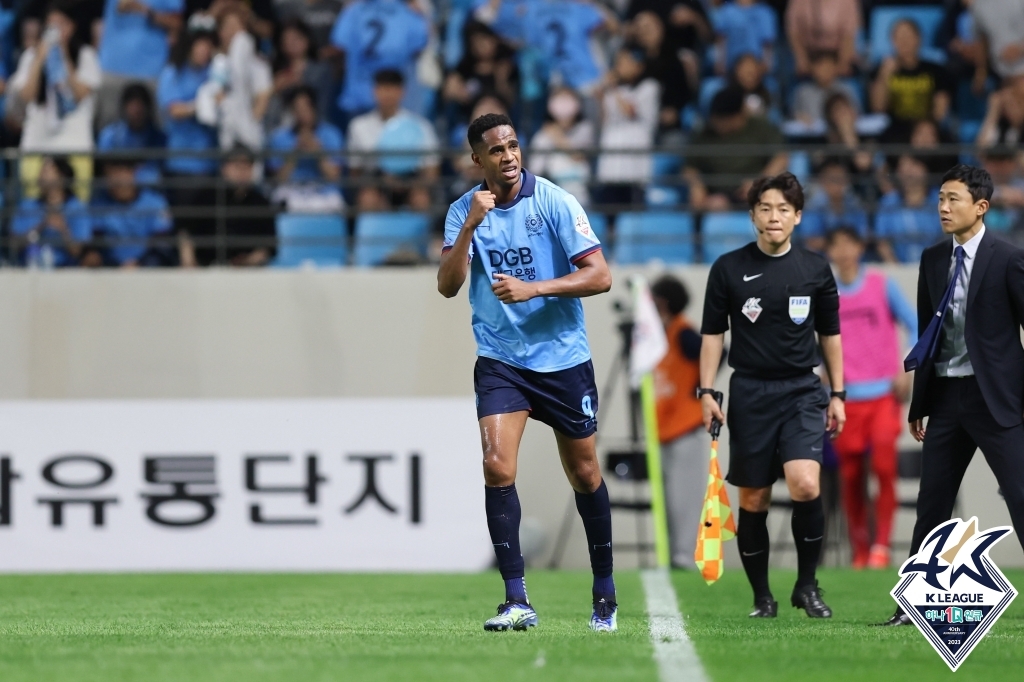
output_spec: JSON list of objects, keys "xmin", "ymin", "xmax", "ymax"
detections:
[{"xmin": 0, "ymin": 569, "xmax": 1021, "ymax": 681}]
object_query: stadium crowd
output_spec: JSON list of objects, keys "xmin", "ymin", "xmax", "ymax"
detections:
[{"xmin": 0, "ymin": 0, "xmax": 1021, "ymax": 266}]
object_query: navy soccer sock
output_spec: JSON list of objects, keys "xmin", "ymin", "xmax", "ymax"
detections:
[
  {"xmin": 791, "ymin": 497, "xmax": 824, "ymax": 589},
  {"xmin": 485, "ymin": 484, "xmax": 528, "ymax": 604},
  {"xmin": 575, "ymin": 479, "xmax": 615, "ymax": 601},
  {"xmin": 738, "ymin": 508, "xmax": 772, "ymax": 601}
]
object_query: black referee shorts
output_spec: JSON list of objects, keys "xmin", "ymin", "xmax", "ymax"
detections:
[{"xmin": 725, "ymin": 372, "xmax": 829, "ymax": 488}]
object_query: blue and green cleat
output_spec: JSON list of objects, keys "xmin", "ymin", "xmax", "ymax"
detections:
[
  {"xmin": 589, "ymin": 598, "xmax": 618, "ymax": 632},
  {"xmin": 483, "ymin": 601, "xmax": 539, "ymax": 631}
]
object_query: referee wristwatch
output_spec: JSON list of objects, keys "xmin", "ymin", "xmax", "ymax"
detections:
[{"xmin": 830, "ymin": 390, "xmax": 847, "ymax": 402}]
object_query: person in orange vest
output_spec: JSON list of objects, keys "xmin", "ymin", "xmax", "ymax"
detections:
[{"xmin": 652, "ymin": 274, "xmax": 724, "ymax": 569}]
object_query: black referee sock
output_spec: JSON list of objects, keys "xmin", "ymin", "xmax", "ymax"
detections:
[
  {"xmin": 737, "ymin": 509, "xmax": 772, "ymax": 601},
  {"xmin": 791, "ymin": 497, "xmax": 824, "ymax": 589}
]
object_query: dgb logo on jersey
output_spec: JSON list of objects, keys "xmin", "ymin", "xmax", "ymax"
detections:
[
  {"xmin": 488, "ymin": 248, "xmax": 534, "ymax": 268},
  {"xmin": 891, "ymin": 517, "xmax": 1017, "ymax": 671}
]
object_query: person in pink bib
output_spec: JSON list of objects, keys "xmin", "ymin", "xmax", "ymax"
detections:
[{"xmin": 826, "ymin": 227, "xmax": 918, "ymax": 569}]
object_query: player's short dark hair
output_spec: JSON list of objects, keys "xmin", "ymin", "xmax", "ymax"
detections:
[
  {"xmin": 940, "ymin": 164, "xmax": 994, "ymax": 203},
  {"xmin": 651, "ymin": 275, "xmax": 690, "ymax": 316},
  {"xmin": 825, "ymin": 226, "xmax": 863, "ymax": 246},
  {"xmin": 747, "ymin": 172, "xmax": 805, "ymax": 211},
  {"xmin": 467, "ymin": 113, "xmax": 515, "ymax": 150},
  {"xmin": 373, "ymin": 69, "xmax": 404, "ymax": 87}
]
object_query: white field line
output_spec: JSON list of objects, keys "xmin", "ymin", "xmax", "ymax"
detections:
[{"xmin": 640, "ymin": 569, "xmax": 710, "ymax": 682}]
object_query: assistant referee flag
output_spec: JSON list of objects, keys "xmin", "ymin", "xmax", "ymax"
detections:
[{"xmin": 695, "ymin": 410, "xmax": 736, "ymax": 585}]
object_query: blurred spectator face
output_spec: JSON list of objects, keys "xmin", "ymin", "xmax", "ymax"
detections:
[
  {"xmin": 819, "ymin": 163, "xmax": 850, "ymax": 203},
  {"xmin": 910, "ymin": 119, "xmax": 939, "ymax": 147},
  {"xmin": 733, "ymin": 55, "xmax": 764, "ymax": 92},
  {"xmin": 38, "ymin": 158, "xmax": 63, "ymax": 195},
  {"xmin": 981, "ymin": 154, "xmax": 1017, "ymax": 184},
  {"xmin": 810, "ymin": 53, "xmax": 838, "ymax": 89},
  {"xmin": 373, "ymin": 80, "xmax": 404, "ymax": 116},
  {"xmin": 547, "ymin": 87, "xmax": 581, "ymax": 126},
  {"xmin": 633, "ymin": 11, "xmax": 664, "ymax": 53},
  {"xmin": 190, "ymin": 36, "xmax": 215, "ymax": 68},
  {"xmin": 613, "ymin": 49, "xmax": 645, "ymax": 84},
  {"xmin": 825, "ymin": 94, "xmax": 856, "ymax": 130},
  {"xmin": 45, "ymin": 9, "xmax": 75, "ymax": 46},
  {"xmin": 896, "ymin": 155, "xmax": 929, "ymax": 191},
  {"xmin": 471, "ymin": 95, "xmax": 508, "ymax": 121},
  {"xmin": 22, "ymin": 18, "xmax": 40, "ymax": 50},
  {"xmin": 291, "ymin": 92, "xmax": 318, "ymax": 129},
  {"xmin": 892, "ymin": 21, "xmax": 921, "ymax": 65},
  {"xmin": 219, "ymin": 11, "xmax": 246, "ymax": 47},
  {"xmin": 123, "ymin": 96, "xmax": 150, "ymax": 131},
  {"xmin": 826, "ymin": 230, "xmax": 864, "ymax": 269},
  {"xmin": 223, "ymin": 155, "xmax": 255, "ymax": 185},
  {"xmin": 468, "ymin": 28, "xmax": 499, "ymax": 61},
  {"xmin": 105, "ymin": 165, "xmax": 139, "ymax": 203},
  {"xmin": 281, "ymin": 26, "xmax": 311, "ymax": 61}
]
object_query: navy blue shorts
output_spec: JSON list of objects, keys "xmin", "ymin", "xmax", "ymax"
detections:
[{"xmin": 474, "ymin": 357, "xmax": 599, "ymax": 439}]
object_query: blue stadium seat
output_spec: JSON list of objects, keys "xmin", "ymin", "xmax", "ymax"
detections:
[
  {"xmin": 868, "ymin": 6, "xmax": 946, "ymax": 65},
  {"xmin": 612, "ymin": 212, "xmax": 694, "ymax": 265},
  {"xmin": 586, "ymin": 212, "xmax": 609, "ymax": 244},
  {"xmin": 273, "ymin": 214, "xmax": 348, "ymax": 268},
  {"xmin": 702, "ymin": 212, "xmax": 754, "ymax": 263},
  {"xmin": 698, "ymin": 77, "xmax": 726, "ymax": 117},
  {"xmin": 354, "ymin": 212, "xmax": 430, "ymax": 266}
]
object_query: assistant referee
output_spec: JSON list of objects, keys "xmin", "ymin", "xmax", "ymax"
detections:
[{"xmin": 698, "ymin": 172, "xmax": 846, "ymax": 619}]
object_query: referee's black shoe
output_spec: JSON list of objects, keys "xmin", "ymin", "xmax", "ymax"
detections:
[
  {"xmin": 874, "ymin": 607, "xmax": 913, "ymax": 626},
  {"xmin": 749, "ymin": 596, "xmax": 778, "ymax": 618},
  {"xmin": 791, "ymin": 581, "xmax": 832, "ymax": 618}
]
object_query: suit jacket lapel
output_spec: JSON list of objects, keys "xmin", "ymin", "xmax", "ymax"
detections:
[{"xmin": 967, "ymin": 231, "xmax": 995, "ymax": 311}]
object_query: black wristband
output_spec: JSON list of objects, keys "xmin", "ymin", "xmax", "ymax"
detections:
[
  {"xmin": 830, "ymin": 390, "xmax": 847, "ymax": 401},
  {"xmin": 696, "ymin": 387, "xmax": 717, "ymax": 399}
]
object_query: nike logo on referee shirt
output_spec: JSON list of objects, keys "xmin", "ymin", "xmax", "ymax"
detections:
[{"xmin": 743, "ymin": 273, "xmax": 763, "ymax": 281}]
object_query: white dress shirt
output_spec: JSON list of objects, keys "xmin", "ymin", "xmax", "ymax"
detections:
[{"xmin": 936, "ymin": 225, "xmax": 986, "ymax": 377}]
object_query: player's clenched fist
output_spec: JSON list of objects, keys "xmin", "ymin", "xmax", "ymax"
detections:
[
  {"xmin": 491, "ymin": 273, "xmax": 537, "ymax": 304},
  {"xmin": 466, "ymin": 191, "xmax": 496, "ymax": 229}
]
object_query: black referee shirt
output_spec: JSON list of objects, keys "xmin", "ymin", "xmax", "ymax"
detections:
[{"xmin": 701, "ymin": 242, "xmax": 840, "ymax": 380}]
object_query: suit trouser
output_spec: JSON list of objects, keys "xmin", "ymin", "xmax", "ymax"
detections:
[{"xmin": 910, "ymin": 375, "xmax": 1024, "ymax": 556}]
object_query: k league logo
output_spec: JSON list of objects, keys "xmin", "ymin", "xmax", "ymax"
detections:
[{"xmin": 891, "ymin": 517, "xmax": 1017, "ymax": 671}]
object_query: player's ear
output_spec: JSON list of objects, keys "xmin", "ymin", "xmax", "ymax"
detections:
[{"xmin": 794, "ymin": 210, "xmax": 802, "ymax": 225}]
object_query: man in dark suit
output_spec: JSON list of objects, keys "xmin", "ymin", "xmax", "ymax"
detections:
[{"xmin": 879, "ymin": 164, "xmax": 1024, "ymax": 626}]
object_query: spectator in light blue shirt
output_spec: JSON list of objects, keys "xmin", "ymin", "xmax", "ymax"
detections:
[
  {"xmin": 10, "ymin": 156, "xmax": 93, "ymax": 267},
  {"xmin": 524, "ymin": 0, "xmax": 618, "ymax": 93},
  {"xmin": 96, "ymin": 0, "xmax": 184, "ymax": 129},
  {"xmin": 97, "ymin": 83, "xmax": 167, "ymax": 186},
  {"xmin": 91, "ymin": 156, "xmax": 176, "ymax": 267},
  {"xmin": 329, "ymin": 0, "xmax": 430, "ymax": 120},
  {"xmin": 800, "ymin": 158, "xmax": 870, "ymax": 252},
  {"xmin": 267, "ymin": 85, "xmax": 344, "ymax": 184},
  {"xmin": 156, "ymin": 22, "xmax": 218, "ymax": 201},
  {"xmin": 875, "ymin": 155, "xmax": 942, "ymax": 264},
  {"xmin": 712, "ymin": 0, "xmax": 777, "ymax": 74}
]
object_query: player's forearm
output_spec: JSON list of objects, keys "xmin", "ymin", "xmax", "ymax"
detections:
[
  {"xmin": 533, "ymin": 262, "xmax": 611, "ymax": 298},
  {"xmin": 699, "ymin": 334, "xmax": 725, "ymax": 388},
  {"xmin": 819, "ymin": 334, "xmax": 844, "ymax": 392}
]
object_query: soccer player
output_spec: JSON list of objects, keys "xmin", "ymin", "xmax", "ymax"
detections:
[
  {"xmin": 437, "ymin": 113, "xmax": 615, "ymax": 632},
  {"xmin": 698, "ymin": 172, "xmax": 845, "ymax": 619}
]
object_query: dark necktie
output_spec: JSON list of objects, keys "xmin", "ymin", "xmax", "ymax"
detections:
[{"xmin": 904, "ymin": 246, "xmax": 966, "ymax": 372}]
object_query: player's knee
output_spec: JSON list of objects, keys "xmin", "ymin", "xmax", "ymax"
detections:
[
  {"xmin": 569, "ymin": 459, "xmax": 601, "ymax": 493},
  {"xmin": 482, "ymin": 452, "xmax": 515, "ymax": 487},
  {"xmin": 789, "ymin": 476, "xmax": 820, "ymax": 501},
  {"xmin": 739, "ymin": 488, "xmax": 771, "ymax": 512}
]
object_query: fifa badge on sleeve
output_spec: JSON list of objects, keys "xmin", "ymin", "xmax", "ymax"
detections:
[{"xmin": 891, "ymin": 517, "xmax": 1017, "ymax": 671}]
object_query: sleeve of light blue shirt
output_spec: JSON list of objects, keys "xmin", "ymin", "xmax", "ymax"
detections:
[
  {"xmin": 266, "ymin": 127, "xmax": 292, "ymax": 172},
  {"xmin": 442, "ymin": 197, "xmax": 474, "ymax": 260},
  {"xmin": 886, "ymin": 276, "xmax": 919, "ymax": 343},
  {"xmin": 319, "ymin": 124, "xmax": 345, "ymax": 167},
  {"xmin": 331, "ymin": 5, "xmax": 358, "ymax": 51},
  {"xmin": 156, "ymin": 67, "xmax": 183, "ymax": 111},
  {"xmin": 143, "ymin": 193, "xmax": 172, "ymax": 234},
  {"xmin": 97, "ymin": 125, "xmax": 116, "ymax": 151},
  {"xmin": 577, "ymin": 2, "xmax": 604, "ymax": 33},
  {"xmin": 550, "ymin": 190, "xmax": 601, "ymax": 263},
  {"xmin": 406, "ymin": 10, "xmax": 430, "ymax": 55},
  {"xmin": 759, "ymin": 6, "xmax": 778, "ymax": 43}
]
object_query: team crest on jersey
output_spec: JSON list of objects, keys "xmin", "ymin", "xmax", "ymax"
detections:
[
  {"xmin": 525, "ymin": 214, "xmax": 545, "ymax": 236},
  {"xmin": 741, "ymin": 297, "xmax": 762, "ymax": 323},
  {"xmin": 575, "ymin": 214, "xmax": 597, "ymax": 241},
  {"xmin": 788, "ymin": 296, "xmax": 810, "ymax": 324},
  {"xmin": 892, "ymin": 517, "xmax": 1017, "ymax": 672}
]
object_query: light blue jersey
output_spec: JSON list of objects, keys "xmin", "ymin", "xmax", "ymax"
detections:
[{"xmin": 443, "ymin": 170, "xmax": 602, "ymax": 372}]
